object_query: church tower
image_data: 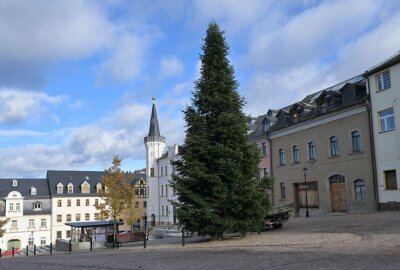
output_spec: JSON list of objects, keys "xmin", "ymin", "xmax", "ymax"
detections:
[{"xmin": 144, "ymin": 97, "xmax": 165, "ymax": 225}]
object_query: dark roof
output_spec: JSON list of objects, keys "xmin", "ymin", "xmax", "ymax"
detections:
[
  {"xmin": 0, "ymin": 178, "xmax": 49, "ymax": 198},
  {"xmin": 46, "ymin": 170, "xmax": 146, "ymax": 196},
  {"xmin": 364, "ymin": 51, "xmax": 400, "ymax": 76},
  {"xmin": 144, "ymin": 100, "xmax": 165, "ymax": 143},
  {"xmin": 65, "ymin": 220, "xmax": 124, "ymax": 228}
]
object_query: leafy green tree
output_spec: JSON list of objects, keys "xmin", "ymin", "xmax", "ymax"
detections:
[
  {"xmin": 172, "ymin": 22, "xmax": 270, "ymax": 238},
  {"xmin": 0, "ymin": 218, "xmax": 8, "ymax": 238}
]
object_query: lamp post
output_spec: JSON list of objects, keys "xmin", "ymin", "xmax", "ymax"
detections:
[{"xmin": 302, "ymin": 167, "xmax": 310, "ymax": 217}]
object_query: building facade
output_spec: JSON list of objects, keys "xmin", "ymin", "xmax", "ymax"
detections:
[
  {"xmin": 0, "ymin": 179, "xmax": 51, "ymax": 251},
  {"xmin": 365, "ymin": 52, "xmax": 400, "ymax": 210},
  {"xmin": 145, "ymin": 98, "xmax": 179, "ymax": 227},
  {"xmin": 269, "ymin": 76, "xmax": 376, "ymax": 215}
]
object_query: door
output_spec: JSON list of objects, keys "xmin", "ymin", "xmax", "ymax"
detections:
[
  {"xmin": 151, "ymin": 214, "xmax": 156, "ymax": 227},
  {"xmin": 7, "ymin": 239, "xmax": 21, "ymax": 250},
  {"xmin": 329, "ymin": 175, "xmax": 347, "ymax": 212}
]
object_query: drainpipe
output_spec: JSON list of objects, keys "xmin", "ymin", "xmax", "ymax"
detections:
[{"xmin": 365, "ymin": 78, "xmax": 379, "ymax": 210}]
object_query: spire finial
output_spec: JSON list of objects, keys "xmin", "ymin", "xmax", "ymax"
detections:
[{"xmin": 152, "ymin": 96, "xmax": 156, "ymax": 103}]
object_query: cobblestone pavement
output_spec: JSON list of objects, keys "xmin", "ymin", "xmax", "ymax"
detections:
[{"xmin": 1, "ymin": 211, "xmax": 399, "ymax": 270}]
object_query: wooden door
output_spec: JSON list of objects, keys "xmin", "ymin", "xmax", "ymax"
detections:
[{"xmin": 330, "ymin": 182, "xmax": 347, "ymax": 212}]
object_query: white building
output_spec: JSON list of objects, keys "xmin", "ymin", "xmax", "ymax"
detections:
[
  {"xmin": 365, "ymin": 51, "xmax": 400, "ymax": 210},
  {"xmin": 0, "ymin": 179, "xmax": 51, "ymax": 251},
  {"xmin": 145, "ymin": 98, "xmax": 179, "ymax": 227}
]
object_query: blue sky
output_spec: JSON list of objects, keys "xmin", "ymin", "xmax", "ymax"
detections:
[{"xmin": 1, "ymin": 0, "xmax": 400, "ymax": 177}]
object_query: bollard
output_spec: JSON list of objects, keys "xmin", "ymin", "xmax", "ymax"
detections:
[
  {"xmin": 50, "ymin": 243, "xmax": 52, "ymax": 254},
  {"xmin": 12, "ymin": 247, "xmax": 14, "ymax": 257},
  {"xmin": 69, "ymin": 240, "xmax": 72, "ymax": 252},
  {"xmin": 143, "ymin": 232, "xmax": 146, "ymax": 249},
  {"xmin": 26, "ymin": 245, "xmax": 29, "ymax": 256},
  {"xmin": 90, "ymin": 238, "xmax": 93, "ymax": 251},
  {"xmin": 0, "ymin": 248, "xmax": 2, "ymax": 258},
  {"xmin": 182, "ymin": 229, "xmax": 185, "ymax": 246},
  {"xmin": 34, "ymin": 245, "xmax": 36, "ymax": 256}
]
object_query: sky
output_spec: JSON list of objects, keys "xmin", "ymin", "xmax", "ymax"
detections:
[{"xmin": 1, "ymin": 0, "xmax": 400, "ymax": 177}]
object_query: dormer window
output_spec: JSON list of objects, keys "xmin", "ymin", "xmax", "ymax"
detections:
[
  {"xmin": 31, "ymin": 187, "xmax": 37, "ymax": 196},
  {"xmin": 33, "ymin": 202, "xmax": 42, "ymax": 211},
  {"xmin": 12, "ymin": 179, "xmax": 17, "ymax": 187},
  {"xmin": 81, "ymin": 181, "xmax": 90, "ymax": 194},
  {"xmin": 57, "ymin": 183, "xmax": 63, "ymax": 194},
  {"xmin": 263, "ymin": 121, "xmax": 270, "ymax": 132},
  {"xmin": 67, "ymin": 183, "xmax": 74, "ymax": 194},
  {"xmin": 96, "ymin": 183, "xmax": 102, "ymax": 193}
]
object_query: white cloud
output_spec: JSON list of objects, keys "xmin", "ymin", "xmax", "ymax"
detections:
[
  {"xmin": 159, "ymin": 56, "xmax": 184, "ymax": 78},
  {"xmin": 0, "ymin": 129, "xmax": 48, "ymax": 137},
  {"xmin": 0, "ymin": 88, "xmax": 67, "ymax": 124}
]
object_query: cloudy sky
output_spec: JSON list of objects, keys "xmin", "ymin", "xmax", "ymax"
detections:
[{"xmin": 1, "ymin": 0, "xmax": 399, "ymax": 177}]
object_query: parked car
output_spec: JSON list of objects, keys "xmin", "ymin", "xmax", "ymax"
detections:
[{"xmin": 2, "ymin": 248, "xmax": 21, "ymax": 256}]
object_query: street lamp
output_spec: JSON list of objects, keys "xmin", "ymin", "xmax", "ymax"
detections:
[{"xmin": 302, "ymin": 167, "xmax": 310, "ymax": 217}]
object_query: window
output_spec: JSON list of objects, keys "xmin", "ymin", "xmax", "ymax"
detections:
[
  {"xmin": 96, "ymin": 183, "xmax": 102, "ymax": 193},
  {"xmin": 134, "ymin": 189, "xmax": 139, "ymax": 195},
  {"xmin": 379, "ymin": 108, "xmax": 395, "ymax": 132},
  {"xmin": 94, "ymin": 213, "xmax": 99, "ymax": 220},
  {"xmin": 57, "ymin": 184, "xmax": 63, "ymax": 194},
  {"xmin": 12, "ymin": 179, "xmax": 18, "ymax": 186},
  {"xmin": 279, "ymin": 149, "xmax": 285, "ymax": 165},
  {"xmin": 280, "ymin": 183, "xmax": 286, "ymax": 199},
  {"xmin": 33, "ymin": 202, "xmax": 42, "ymax": 210},
  {"xmin": 66, "ymin": 230, "xmax": 71, "ymax": 238},
  {"xmin": 56, "ymin": 231, "xmax": 62, "ymax": 239},
  {"xmin": 351, "ymin": 131, "xmax": 361, "ymax": 152},
  {"xmin": 150, "ymin": 168, "xmax": 154, "ymax": 177},
  {"xmin": 9, "ymin": 203, "xmax": 14, "ymax": 211},
  {"xmin": 263, "ymin": 121, "xmax": 270, "ymax": 132},
  {"xmin": 67, "ymin": 184, "xmax": 73, "ymax": 194},
  {"xmin": 76, "ymin": 199, "xmax": 80, "ymax": 206},
  {"xmin": 354, "ymin": 179, "xmax": 366, "ymax": 200},
  {"xmin": 165, "ymin": 166, "xmax": 168, "ymax": 176},
  {"xmin": 292, "ymin": 145, "xmax": 299, "ymax": 163},
  {"xmin": 41, "ymin": 219, "xmax": 46, "ymax": 227},
  {"xmin": 162, "ymin": 205, "xmax": 164, "ymax": 216},
  {"xmin": 81, "ymin": 183, "xmax": 90, "ymax": 193},
  {"xmin": 31, "ymin": 187, "xmax": 37, "ymax": 195},
  {"xmin": 376, "ymin": 70, "xmax": 391, "ymax": 91},
  {"xmin": 57, "ymin": 215, "xmax": 62, "ymax": 222},
  {"xmin": 166, "ymin": 185, "xmax": 168, "ymax": 197},
  {"xmin": 262, "ymin": 142, "xmax": 267, "ymax": 157},
  {"xmin": 135, "ymin": 201, "xmax": 139, "ymax": 208},
  {"xmin": 166, "ymin": 205, "xmax": 169, "ymax": 216},
  {"xmin": 66, "ymin": 214, "xmax": 71, "ymax": 222},
  {"xmin": 161, "ymin": 185, "xmax": 164, "ymax": 196},
  {"xmin": 85, "ymin": 213, "xmax": 90, "ymax": 221},
  {"xmin": 67, "ymin": 200, "xmax": 71, "ymax": 207},
  {"xmin": 16, "ymin": 203, "xmax": 21, "ymax": 211},
  {"xmin": 86, "ymin": 199, "xmax": 90, "ymax": 206},
  {"xmin": 29, "ymin": 219, "xmax": 35, "ymax": 228},
  {"xmin": 330, "ymin": 136, "xmax": 339, "ymax": 156},
  {"xmin": 41, "ymin": 237, "xmax": 46, "ymax": 245},
  {"xmin": 95, "ymin": 199, "xmax": 99, "ymax": 206},
  {"xmin": 57, "ymin": 200, "xmax": 62, "ymax": 207},
  {"xmin": 143, "ymin": 201, "xmax": 147, "ymax": 208},
  {"xmin": 161, "ymin": 167, "xmax": 164, "ymax": 176},
  {"xmin": 384, "ymin": 170, "xmax": 398, "ymax": 190},
  {"xmin": 11, "ymin": 220, "xmax": 17, "ymax": 228},
  {"xmin": 76, "ymin": 214, "xmax": 81, "ymax": 221},
  {"xmin": 308, "ymin": 142, "xmax": 316, "ymax": 160}
]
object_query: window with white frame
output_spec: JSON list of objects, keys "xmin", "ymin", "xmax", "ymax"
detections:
[
  {"xmin": 379, "ymin": 108, "xmax": 395, "ymax": 132},
  {"xmin": 279, "ymin": 149, "xmax": 285, "ymax": 165},
  {"xmin": 76, "ymin": 199, "xmax": 80, "ymax": 206},
  {"xmin": 166, "ymin": 205, "xmax": 169, "ymax": 216},
  {"xmin": 67, "ymin": 199, "xmax": 71, "ymax": 207},
  {"xmin": 85, "ymin": 213, "xmax": 90, "ymax": 221},
  {"xmin": 41, "ymin": 218, "xmax": 46, "ymax": 227},
  {"xmin": 94, "ymin": 213, "xmax": 99, "ymax": 220},
  {"xmin": 376, "ymin": 70, "xmax": 391, "ymax": 91},
  {"xmin": 330, "ymin": 136, "xmax": 339, "ymax": 156},
  {"xmin": 12, "ymin": 179, "xmax": 17, "ymax": 186},
  {"xmin": 9, "ymin": 203, "xmax": 14, "ymax": 211},
  {"xmin": 162, "ymin": 205, "xmax": 164, "ymax": 216},
  {"xmin": 66, "ymin": 214, "xmax": 71, "ymax": 222},
  {"xmin": 161, "ymin": 185, "xmax": 164, "ymax": 196},
  {"xmin": 76, "ymin": 214, "xmax": 81, "ymax": 221},
  {"xmin": 165, "ymin": 166, "xmax": 168, "ymax": 176},
  {"xmin": 354, "ymin": 179, "xmax": 366, "ymax": 200},
  {"xmin": 57, "ymin": 184, "xmax": 63, "ymax": 194},
  {"xmin": 33, "ymin": 202, "xmax": 42, "ymax": 210},
  {"xmin": 351, "ymin": 131, "xmax": 361, "ymax": 152},
  {"xmin": 86, "ymin": 199, "xmax": 90, "ymax": 206},
  {"xmin": 31, "ymin": 187, "xmax": 37, "ymax": 195},
  {"xmin": 16, "ymin": 203, "xmax": 21, "ymax": 211},
  {"xmin": 57, "ymin": 215, "xmax": 62, "ymax": 222},
  {"xmin": 57, "ymin": 200, "xmax": 62, "ymax": 207},
  {"xmin": 29, "ymin": 219, "xmax": 35, "ymax": 228},
  {"xmin": 292, "ymin": 145, "xmax": 299, "ymax": 163},
  {"xmin": 67, "ymin": 184, "xmax": 73, "ymax": 194},
  {"xmin": 11, "ymin": 220, "xmax": 17, "ymax": 228},
  {"xmin": 41, "ymin": 237, "xmax": 46, "ymax": 245},
  {"xmin": 308, "ymin": 141, "xmax": 316, "ymax": 160},
  {"xmin": 161, "ymin": 167, "xmax": 164, "ymax": 176}
]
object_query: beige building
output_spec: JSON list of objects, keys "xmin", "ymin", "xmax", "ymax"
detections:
[
  {"xmin": 269, "ymin": 76, "xmax": 376, "ymax": 215},
  {"xmin": 364, "ymin": 51, "xmax": 400, "ymax": 210}
]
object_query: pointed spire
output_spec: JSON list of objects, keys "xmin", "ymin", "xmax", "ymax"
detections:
[{"xmin": 144, "ymin": 97, "xmax": 165, "ymax": 143}]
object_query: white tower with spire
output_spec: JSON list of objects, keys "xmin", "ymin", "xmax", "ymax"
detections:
[{"xmin": 144, "ymin": 97, "xmax": 165, "ymax": 226}]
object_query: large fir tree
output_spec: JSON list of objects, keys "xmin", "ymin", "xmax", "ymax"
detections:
[{"xmin": 172, "ymin": 22, "xmax": 269, "ymax": 238}]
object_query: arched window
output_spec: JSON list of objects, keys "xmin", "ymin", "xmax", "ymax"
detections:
[
  {"xmin": 330, "ymin": 136, "xmax": 338, "ymax": 156},
  {"xmin": 308, "ymin": 141, "xmax": 316, "ymax": 160},
  {"xmin": 329, "ymin": 174, "xmax": 345, "ymax": 183},
  {"xmin": 292, "ymin": 145, "xmax": 299, "ymax": 163},
  {"xmin": 279, "ymin": 149, "xmax": 285, "ymax": 165},
  {"xmin": 354, "ymin": 179, "xmax": 366, "ymax": 200},
  {"xmin": 351, "ymin": 131, "xmax": 361, "ymax": 152}
]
